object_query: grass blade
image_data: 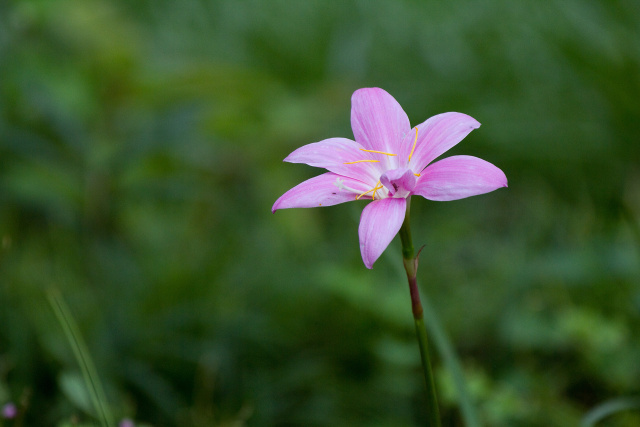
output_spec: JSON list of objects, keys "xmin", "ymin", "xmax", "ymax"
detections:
[
  {"xmin": 46, "ymin": 287, "xmax": 114, "ymax": 427},
  {"xmin": 581, "ymin": 396, "xmax": 640, "ymax": 427}
]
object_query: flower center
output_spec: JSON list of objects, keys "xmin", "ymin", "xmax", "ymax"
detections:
[
  {"xmin": 343, "ymin": 128, "xmax": 421, "ymax": 200},
  {"xmin": 380, "ymin": 168, "xmax": 416, "ymax": 198}
]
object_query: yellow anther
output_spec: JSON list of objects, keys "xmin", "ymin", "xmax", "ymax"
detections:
[
  {"xmin": 414, "ymin": 173, "xmax": 421, "ymax": 177},
  {"xmin": 356, "ymin": 180, "xmax": 383, "ymax": 201},
  {"xmin": 372, "ymin": 184, "xmax": 383, "ymax": 200},
  {"xmin": 408, "ymin": 127, "xmax": 418, "ymax": 163},
  {"xmin": 355, "ymin": 191, "xmax": 370, "ymax": 200},
  {"xmin": 359, "ymin": 148, "xmax": 397, "ymax": 156},
  {"xmin": 355, "ymin": 188, "xmax": 375, "ymax": 200},
  {"xmin": 343, "ymin": 159, "xmax": 380, "ymax": 164}
]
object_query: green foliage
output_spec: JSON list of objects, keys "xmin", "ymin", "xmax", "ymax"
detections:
[{"xmin": 1, "ymin": 0, "xmax": 639, "ymax": 425}]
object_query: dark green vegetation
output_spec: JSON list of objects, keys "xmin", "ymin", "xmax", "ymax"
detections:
[{"xmin": 1, "ymin": 1, "xmax": 639, "ymax": 425}]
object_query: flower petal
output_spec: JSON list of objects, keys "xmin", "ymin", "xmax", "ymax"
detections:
[
  {"xmin": 272, "ymin": 172, "xmax": 371, "ymax": 213},
  {"xmin": 284, "ymin": 137, "xmax": 380, "ymax": 184},
  {"xmin": 351, "ymin": 88, "xmax": 410, "ymax": 169},
  {"xmin": 413, "ymin": 155, "xmax": 508, "ymax": 201},
  {"xmin": 404, "ymin": 112, "xmax": 480, "ymax": 173},
  {"xmin": 358, "ymin": 197, "xmax": 406, "ymax": 269}
]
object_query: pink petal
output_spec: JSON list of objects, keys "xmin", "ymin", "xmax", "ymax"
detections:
[
  {"xmin": 284, "ymin": 137, "xmax": 380, "ymax": 184},
  {"xmin": 351, "ymin": 88, "xmax": 410, "ymax": 169},
  {"xmin": 272, "ymin": 172, "xmax": 370, "ymax": 213},
  {"xmin": 413, "ymin": 155, "xmax": 508, "ymax": 201},
  {"xmin": 358, "ymin": 197, "xmax": 406, "ymax": 269},
  {"xmin": 403, "ymin": 112, "xmax": 480, "ymax": 173}
]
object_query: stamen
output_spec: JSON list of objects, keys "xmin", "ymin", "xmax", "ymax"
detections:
[
  {"xmin": 408, "ymin": 127, "xmax": 418, "ymax": 163},
  {"xmin": 414, "ymin": 173, "xmax": 420, "ymax": 177},
  {"xmin": 343, "ymin": 159, "xmax": 380, "ymax": 164},
  {"xmin": 371, "ymin": 183, "xmax": 384, "ymax": 201},
  {"xmin": 359, "ymin": 148, "xmax": 397, "ymax": 156},
  {"xmin": 356, "ymin": 180, "xmax": 383, "ymax": 200},
  {"xmin": 355, "ymin": 189, "xmax": 374, "ymax": 200}
]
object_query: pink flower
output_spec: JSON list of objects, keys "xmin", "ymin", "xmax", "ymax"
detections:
[
  {"xmin": 272, "ymin": 88, "xmax": 507, "ymax": 268},
  {"xmin": 119, "ymin": 418, "xmax": 135, "ymax": 427},
  {"xmin": 2, "ymin": 402, "xmax": 17, "ymax": 419}
]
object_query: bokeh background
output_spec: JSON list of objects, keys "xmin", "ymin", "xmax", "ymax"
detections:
[{"xmin": 1, "ymin": 0, "xmax": 640, "ymax": 426}]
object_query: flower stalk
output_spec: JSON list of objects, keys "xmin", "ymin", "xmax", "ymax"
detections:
[{"xmin": 399, "ymin": 197, "xmax": 441, "ymax": 427}]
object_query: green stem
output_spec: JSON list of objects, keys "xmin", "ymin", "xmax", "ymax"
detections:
[{"xmin": 400, "ymin": 197, "xmax": 441, "ymax": 427}]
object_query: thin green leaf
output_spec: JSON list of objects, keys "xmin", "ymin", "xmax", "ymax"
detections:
[
  {"xmin": 581, "ymin": 396, "xmax": 640, "ymax": 427},
  {"xmin": 46, "ymin": 287, "xmax": 114, "ymax": 427}
]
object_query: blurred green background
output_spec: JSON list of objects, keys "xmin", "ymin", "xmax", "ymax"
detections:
[{"xmin": 1, "ymin": 0, "xmax": 639, "ymax": 425}]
